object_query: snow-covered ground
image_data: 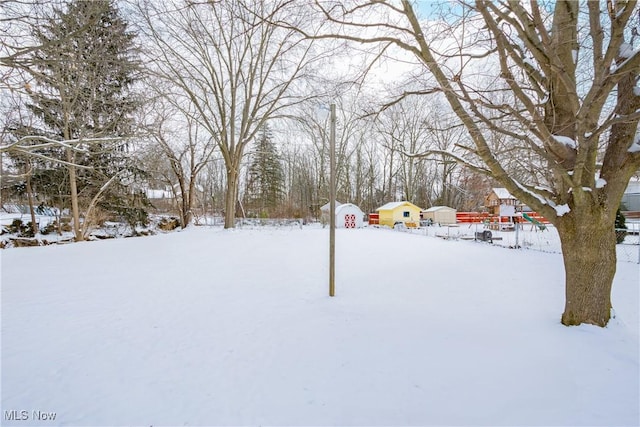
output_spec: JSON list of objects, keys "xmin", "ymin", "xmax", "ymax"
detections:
[
  {"xmin": 2, "ymin": 208, "xmax": 639, "ymax": 263},
  {"xmin": 0, "ymin": 211, "xmax": 160, "ymax": 246},
  {"xmin": 2, "ymin": 226, "xmax": 639, "ymax": 426},
  {"xmin": 409, "ymin": 221, "xmax": 640, "ymax": 263}
]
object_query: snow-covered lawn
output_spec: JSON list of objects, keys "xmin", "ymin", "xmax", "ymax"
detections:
[
  {"xmin": 2, "ymin": 226, "xmax": 639, "ymax": 426},
  {"xmin": 411, "ymin": 222, "xmax": 640, "ymax": 263}
]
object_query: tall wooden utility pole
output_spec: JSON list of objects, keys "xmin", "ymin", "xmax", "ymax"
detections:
[{"xmin": 329, "ymin": 103, "xmax": 336, "ymax": 297}]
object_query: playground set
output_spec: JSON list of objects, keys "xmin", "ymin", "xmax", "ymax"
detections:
[
  {"xmin": 367, "ymin": 188, "xmax": 549, "ymax": 231},
  {"xmin": 455, "ymin": 211, "xmax": 549, "ymax": 231}
]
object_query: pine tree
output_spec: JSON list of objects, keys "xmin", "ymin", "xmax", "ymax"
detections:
[
  {"xmin": 615, "ymin": 207, "xmax": 627, "ymax": 244},
  {"xmin": 24, "ymin": 0, "xmax": 144, "ymax": 238},
  {"xmin": 244, "ymin": 125, "xmax": 285, "ymax": 217}
]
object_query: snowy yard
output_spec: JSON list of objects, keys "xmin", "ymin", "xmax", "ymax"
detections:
[
  {"xmin": 2, "ymin": 226, "xmax": 639, "ymax": 426},
  {"xmin": 408, "ymin": 221, "xmax": 640, "ymax": 263}
]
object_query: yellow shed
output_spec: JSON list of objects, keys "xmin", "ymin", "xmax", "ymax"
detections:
[{"xmin": 376, "ymin": 201, "xmax": 423, "ymax": 228}]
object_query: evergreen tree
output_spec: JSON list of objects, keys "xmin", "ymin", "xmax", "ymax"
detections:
[
  {"xmin": 244, "ymin": 125, "xmax": 285, "ymax": 217},
  {"xmin": 615, "ymin": 207, "xmax": 627, "ymax": 244},
  {"xmin": 24, "ymin": 0, "xmax": 145, "ymax": 238}
]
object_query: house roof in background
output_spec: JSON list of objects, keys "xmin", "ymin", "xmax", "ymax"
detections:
[{"xmin": 492, "ymin": 188, "xmax": 516, "ymax": 200}]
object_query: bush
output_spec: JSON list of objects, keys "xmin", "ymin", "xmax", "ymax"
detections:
[
  {"xmin": 158, "ymin": 217, "xmax": 180, "ymax": 231},
  {"xmin": 615, "ymin": 207, "xmax": 627, "ymax": 244},
  {"xmin": 40, "ymin": 221, "xmax": 58, "ymax": 235},
  {"xmin": 59, "ymin": 217, "xmax": 73, "ymax": 232},
  {"xmin": 23, "ymin": 222, "xmax": 36, "ymax": 237},
  {"xmin": 8, "ymin": 218, "xmax": 25, "ymax": 234},
  {"xmin": 6, "ymin": 219, "xmax": 35, "ymax": 237}
]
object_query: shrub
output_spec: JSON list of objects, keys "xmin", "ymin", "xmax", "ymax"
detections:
[
  {"xmin": 615, "ymin": 207, "xmax": 627, "ymax": 244},
  {"xmin": 8, "ymin": 219, "xmax": 26, "ymax": 234}
]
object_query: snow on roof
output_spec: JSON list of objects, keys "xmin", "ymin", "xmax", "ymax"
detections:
[
  {"xmin": 336, "ymin": 203, "xmax": 363, "ymax": 214},
  {"xmin": 423, "ymin": 205, "xmax": 456, "ymax": 212},
  {"xmin": 320, "ymin": 201, "xmax": 343, "ymax": 211},
  {"xmin": 552, "ymin": 134, "xmax": 577, "ymax": 149},
  {"xmin": 492, "ymin": 188, "xmax": 515, "ymax": 200},
  {"xmin": 376, "ymin": 201, "xmax": 420, "ymax": 211}
]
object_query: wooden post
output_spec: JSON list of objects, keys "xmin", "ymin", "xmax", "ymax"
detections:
[{"xmin": 329, "ymin": 103, "xmax": 336, "ymax": 297}]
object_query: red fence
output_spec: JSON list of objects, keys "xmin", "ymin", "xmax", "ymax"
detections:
[
  {"xmin": 456, "ymin": 212, "xmax": 550, "ymax": 224},
  {"xmin": 456, "ymin": 212, "xmax": 490, "ymax": 223},
  {"xmin": 367, "ymin": 211, "xmax": 550, "ymax": 226}
]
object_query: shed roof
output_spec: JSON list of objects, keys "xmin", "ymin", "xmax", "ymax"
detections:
[
  {"xmin": 376, "ymin": 201, "xmax": 422, "ymax": 211},
  {"xmin": 492, "ymin": 188, "xmax": 516, "ymax": 200},
  {"xmin": 423, "ymin": 205, "xmax": 456, "ymax": 212},
  {"xmin": 320, "ymin": 201, "xmax": 343, "ymax": 212},
  {"xmin": 336, "ymin": 203, "xmax": 364, "ymax": 214}
]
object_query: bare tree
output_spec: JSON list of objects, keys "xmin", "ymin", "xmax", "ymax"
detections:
[
  {"xmin": 285, "ymin": 90, "xmax": 377, "ymax": 218},
  {"xmin": 144, "ymin": 97, "xmax": 216, "ymax": 228},
  {"xmin": 281, "ymin": 142, "xmax": 318, "ymax": 218},
  {"xmin": 1, "ymin": 0, "xmax": 51, "ymax": 91},
  {"xmin": 374, "ymin": 95, "xmax": 436, "ymax": 206},
  {"xmin": 292, "ymin": 0, "xmax": 640, "ymax": 326},
  {"xmin": 423, "ymin": 105, "xmax": 470, "ymax": 208},
  {"xmin": 137, "ymin": 0, "xmax": 326, "ymax": 228},
  {"xmin": 344, "ymin": 121, "xmax": 386, "ymax": 213}
]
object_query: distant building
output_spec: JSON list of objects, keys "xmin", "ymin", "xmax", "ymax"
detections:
[
  {"xmin": 485, "ymin": 188, "xmax": 517, "ymax": 217},
  {"xmin": 421, "ymin": 206, "xmax": 457, "ymax": 225},
  {"xmin": 320, "ymin": 202, "xmax": 365, "ymax": 228},
  {"xmin": 622, "ymin": 178, "xmax": 640, "ymax": 211},
  {"xmin": 376, "ymin": 201, "xmax": 422, "ymax": 228}
]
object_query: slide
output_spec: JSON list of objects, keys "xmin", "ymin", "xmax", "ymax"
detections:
[{"xmin": 522, "ymin": 212, "xmax": 546, "ymax": 231}]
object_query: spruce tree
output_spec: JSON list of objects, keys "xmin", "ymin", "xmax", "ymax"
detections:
[
  {"xmin": 244, "ymin": 125, "xmax": 285, "ymax": 217},
  {"xmin": 615, "ymin": 207, "xmax": 627, "ymax": 244},
  {"xmin": 25, "ymin": 0, "xmax": 144, "ymax": 238}
]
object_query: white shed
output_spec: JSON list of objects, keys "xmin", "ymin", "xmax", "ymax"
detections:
[
  {"xmin": 321, "ymin": 202, "xmax": 364, "ymax": 228},
  {"xmin": 336, "ymin": 203, "xmax": 364, "ymax": 228},
  {"xmin": 421, "ymin": 206, "xmax": 457, "ymax": 225}
]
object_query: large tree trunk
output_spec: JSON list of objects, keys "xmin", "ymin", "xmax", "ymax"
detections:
[
  {"xmin": 557, "ymin": 211, "xmax": 616, "ymax": 327},
  {"xmin": 224, "ymin": 168, "xmax": 239, "ymax": 229}
]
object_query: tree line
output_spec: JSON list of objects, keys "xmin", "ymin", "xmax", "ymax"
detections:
[
  {"xmin": 0, "ymin": 0, "xmax": 491, "ymax": 234},
  {"xmin": 2, "ymin": 0, "xmax": 640, "ymax": 328}
]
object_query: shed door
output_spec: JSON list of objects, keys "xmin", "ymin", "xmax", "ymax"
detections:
[{"xmin": 344, "ymin": 214, "xmax": 356, "ymax": 228}]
